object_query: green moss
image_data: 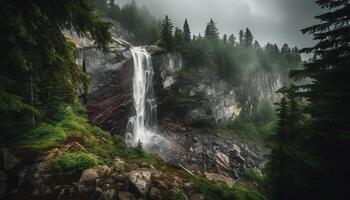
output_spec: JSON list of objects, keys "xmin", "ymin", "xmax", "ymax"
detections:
[
  {"xmin": 84, "ymin": 138, "xmax": 113, "ymax": 163},
  {"xmin": 21, "ymin": 123, "xmax": 67, "ymax": 150},
  {"xmin": 91, "ymin": 127, "xmax": 112, "ymax": 140},
  {"xmin": 50, "ymin": 152, "xmax": 99, "ymax": 174},
  {"xmin": 58, "ymin": 106, "xmax": 90, "ymax": 134}
]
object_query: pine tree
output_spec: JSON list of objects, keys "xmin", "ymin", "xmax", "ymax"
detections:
[
  {"xmin": 245, "ymin": 28, "xmax": 254, "ymax": 47},
  {"xmin": 239, "ymin": 30, "xmax": 244, "ymax": 46},
  {"xmin": 160, "ymin": 15, "xmax": 174, "ymax": 50},
  {"xmin": 267, "ymin": 86, "xmax": 306, "ymax": 200},
  {"xmin": 281, "ymin": 44, "xmax": 291, "ymax": 56},
  {"xmin": 228, "ymin": 34, "xmax": 236, "ymax": 46},
  {"xmin": 205, "ymin": 18, "xmax": 219, "ymax": 41},
  {"xmin": 288, "ymin": 0, "xmax": 350, "ymax": 198},
  {"xmin": 183, "ymin": 19, "xmax": 191, "ymax": 42},
  {"xmin": 174, "ymin": 28, "xmax": 184, "ymax": 47},
  {"xmin": 253, "ymin": 40, "xmax": 261, "ymax": 49},
  {"xmin": 223, "ymin": 34, "xmax": 227, "ymax": 44}
]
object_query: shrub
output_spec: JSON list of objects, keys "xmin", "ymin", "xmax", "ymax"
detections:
[
  {"xmin": 50, "ymin": 152, "xmax": 99, "ymax": 174},
  {"xmin": 171, "ymin": 188, "xmax": 188, "ymax": 200}
]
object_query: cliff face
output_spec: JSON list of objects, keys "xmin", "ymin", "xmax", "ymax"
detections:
[{"xmin": 75, "ymin": 34, "xmax": 283, "ymax": 179}]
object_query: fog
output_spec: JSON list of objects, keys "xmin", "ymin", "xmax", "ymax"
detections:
[{"xmin": 117, "ymin": 0, "xmax": 321, "ymax": 55}]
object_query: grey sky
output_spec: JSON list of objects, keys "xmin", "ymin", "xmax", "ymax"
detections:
[{"xmin": 118, "ymin": 0, "xmax": 321, "ymax": 51}]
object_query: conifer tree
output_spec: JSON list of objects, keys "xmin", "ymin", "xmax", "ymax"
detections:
[
  {"xmin": 239, "ymin": 30, "xmax": 244, "ymax": 46},
  {"xmin": 205, "ymin": 19, "xmax": 219, "ymax": 41},
  {"xmin": 228, "ymin": 34, "xmax": 236, "ymax": 46},
  {"xmin": 160, "ymin": 15, "xmax": 174, "ymax": 50},
  {"xmin": 174, "ymin": 28, "xmax": 184, "ymax": 47},
  {"xmin": 0, "ymin": 0, "xmax": 111, "ymax": 138},
  {"xmin": 281, "ymin": 44, "xmax": 291, "ymax": 56},
  {"xmin": 223, "ymin": 34, "xmax": 228, "ymax": 44},
  {"xmin": 183, "ymin": 19, "xmax": 191, "ymax": 42},
  {"xmin": 288, "ymin": 1, "xmax": 350, "ymax": 198},
  {"xmin": 253, "ymin": 40, "xmax": 261, "ymax": 49},
  {"xmin": 245, "ymin": 28, "xmax": 254, "ymax": 47}
]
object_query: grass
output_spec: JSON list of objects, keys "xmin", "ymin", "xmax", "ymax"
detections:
[
  {"xmin": 195, "ymin": 178, "xmax": 267, "ymax": 200},
  {"xmin": 19, "ymin": 105, "xmax": 91, "ymax": 150},
  {"xmin": 170, "ymin": 188, "xmax": 188, "ymax": 200},
  {"xmin": 21, "ymin": 123, "xmax": 67, "ymax": 150},
  {"xmin": 50, "ymin": 152, "xmax": 99, "ymax": 174}
]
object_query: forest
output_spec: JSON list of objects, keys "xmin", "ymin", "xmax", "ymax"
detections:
[{"xmin": 0, "ymin": 0, "xmax": 349, "ymax": 200}]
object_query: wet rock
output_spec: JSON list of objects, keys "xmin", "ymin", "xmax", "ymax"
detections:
[
  {"xmin": 128, "ymin": 169, "xmax": 152, "ymax": 196},
  {"xmin": 1, "ymin": 148, "xmax": 19, "ymax": 170}
]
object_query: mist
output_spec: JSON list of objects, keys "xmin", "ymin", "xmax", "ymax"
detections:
[{"xmin": 117, "ymin": 0, "xmax": 321, "ymax": 54}]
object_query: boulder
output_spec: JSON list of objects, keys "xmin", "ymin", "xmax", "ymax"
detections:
[
  {"xmin": 79, "ymin": 165, "xmax": 111, "ymax": 183},
  {"xmin": 128, "ymin": 169, "xmax": 152, "ymax": 196}
]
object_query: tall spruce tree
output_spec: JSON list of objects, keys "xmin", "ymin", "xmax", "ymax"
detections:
[
  {"xmin": 223, "ymin": 34, "xmax": 228, "ymax": 44},
  {"xmin": 183, "ymin": 19, "xmax": 191, "ymax": 42},
  {"xmin": 160, "ymin": 15, "xmax": 174, "ymax": 50},
  {"xmin": 239, "ymin": 30, "xmax": 244, "ymax": 46},
  {"xmin": 288, "ymin": 0, "xmax": 350, "ymax": 198},
  {"xmin": 228, "ymin": 34, "xmax": 236, "ymax": 46},
  {"xmin": 245, "ymin": 28, "xmax": 254, "ymax": 47},
  {"xmin": 205, "ymin": 18, "xmax": 219, "ymax": 41}
]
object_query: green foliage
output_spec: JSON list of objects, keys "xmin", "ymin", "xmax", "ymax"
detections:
[
  {"xmin": 160, "ymin": 15, "xmax": 175, "ymax": 50},
  {"xmin": 196, "ymin": 179, "xmax": 267, "ymax": 200},
  {"xmin": 91, "ymin": 127, "xmax": 112, "ymax": 140},
  {"xmin": 226, "ymin": 101, "xmax": 276, "ymax": 142},
  {"xmin": 286, "ymin": 1, "xmax": 350, "ymax": 198},
  {"xmin": 0, "ymin": 0, "xmax": 111, "ymax": 142},
  {"xmin": 21, "ymin": 123, "xmax": 66, "ymax": 150},
  {"xmin": 170, "ymin": 188, "xmax": 188, "ymax": 200},
  {"xmin": 205, "ymin": 19, "xmax": 219, "ymax": 41},
  {"xmin": 50, "ymin": 153, "xmax": 99, "ymax": 174},
  {"xmin": 19, "ymin": 104, "xmax": 91, "ymax": 150}
]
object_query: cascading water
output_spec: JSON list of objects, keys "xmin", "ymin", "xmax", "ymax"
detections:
[{"xmin": 126, "ymin": 47, "xmax": 165, "ymax": 150}]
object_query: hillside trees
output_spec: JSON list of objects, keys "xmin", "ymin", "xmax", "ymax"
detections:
[
  {"xmin": 0, "ymin": 0, "xmax": 111, "ymax": 140},
  {"xmin": 288, "ymin": 0, "xmax": 350, "ymax": 198},
  {"xmin": 160, "ymin": 15, "xmax": 175, "ymax": 50}
]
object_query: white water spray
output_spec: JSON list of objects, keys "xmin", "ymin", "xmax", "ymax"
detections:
[{"xmin": 126, "ymin": 47, "xmax": 166, "ymax": 150}]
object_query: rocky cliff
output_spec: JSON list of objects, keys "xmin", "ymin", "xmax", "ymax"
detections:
[{"xmin": 73, "ymin": 31, "xmax": 282, "ymax": 181}]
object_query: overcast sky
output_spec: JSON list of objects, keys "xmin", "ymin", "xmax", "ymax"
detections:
[{"xmin": 118, "ymin": 0, "xmax": 321, "ymax": 53}]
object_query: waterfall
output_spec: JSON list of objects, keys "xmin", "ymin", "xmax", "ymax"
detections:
[{"xmin": 126, "ymin": 47, "xmax": 163, "ymax": 149}]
